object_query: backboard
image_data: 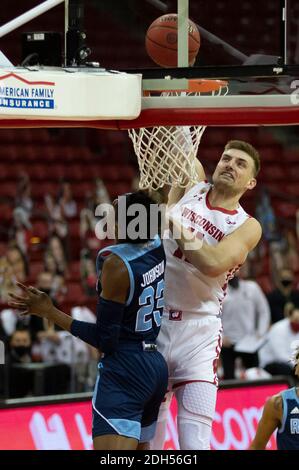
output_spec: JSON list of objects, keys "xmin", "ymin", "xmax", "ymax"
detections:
[
  {"xmin": 1, "ymin": 1, "xmax": 298, "ymax": 70},
  {"xmin": 0, "ymin": 0, "xmax": 298, "ymax": 128}
]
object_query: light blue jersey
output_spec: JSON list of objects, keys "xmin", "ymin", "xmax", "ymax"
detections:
[{"xmin": 277, "ymin": 387, "xmax": 299, "ymax": 450}]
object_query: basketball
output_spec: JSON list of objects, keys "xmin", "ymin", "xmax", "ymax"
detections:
[{"xmin": 145, "ymin": 13, "xmax": 200, "ymax": 67}]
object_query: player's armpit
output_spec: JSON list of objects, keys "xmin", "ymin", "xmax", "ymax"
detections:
[
  {"xmin": 100, "ymin": 254, "xmax": 130, "ymax": 303},
  {"xmin": 174, "ymin": 217, "xmax": 262, "ymax": 277},
  {"xmin": 249, "ymin": 395, "xmax": 282, "ymax": 450}
]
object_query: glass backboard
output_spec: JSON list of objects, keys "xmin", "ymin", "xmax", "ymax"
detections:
[{"xmin": 0, "ymin": 0, "xmax": 298, "ymax": 71}]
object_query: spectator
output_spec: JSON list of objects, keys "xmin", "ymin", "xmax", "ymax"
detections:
[
  {"xmin": 80, "ymin": 206, "xmax": 101, "ymax": 257},
  {"xmin": 221, "ymin": 276, "xmax": 271, "ymax": 379},
  {"xmin": 80, "ymin": 249, "xmax": 97, "ymax": 297},
  {"xmin": 28, "ymin": 271, "xmax": 61, "ymax": 344},
  {"xmin": 15, "ymin": 173, "xmax": 33, "ymax": 217},
  {"xmin": 283, "ymin": 230, "xmax": 299, "ymax": 273},
  {"xmin": 0, "ymin": 244, "xmax": 28, "ymax": 302},
  {"xmin": 0, "ymin": 317, "xmax": 7, "ymax": 346},
  {"xmin": 6, "ymin": 327, "xmax": 34, "ymax": 398},
  {"xmin": 9, "ymin": 327, "xmax": 32, "ymax": 364},
  {"xmin": 44, "ymin": 251, "xmax": 67, "ymax": 300},
  {"xmin": 95, "ymin": 177, "xmax": 111, "ymax": 206},
  {"xmin": 34, "ymin": 323, "xmax": 71, "ymax": 394},
  {"xmin": 58, "ymin": 181, "xmax": 77, "ymax": 219},
  {"xmin": 270, "ymin": 229, "xmax": 299, "ymax": 276},
  {"xmin": 36, "ymin": 271, "xmax": 56, "ymax": 298},
  {"xmin": 255, "ymin": 188, "xmax": 279, "ymax": 242},
  {"xmin": 267, "ymin": 268, "xmax": 299, "ymax": 324},
  {"xmin": 6, "ymin": 244, "xmax": 28, "ymax": 281},
  {"xmin": 27, "ymin": 272, "xmax": 71, "ymax": 394},
  {"xmin": 0, "ymin": 306, "xmax": 29, "ymax": 338},
  {"xmin": 79, "ymin": 180, "xmax": 111, "ymax": 257},
  {"xmin": 71, "ymin": 306, "xmax": 99, "ymax": 391},
  {"xmin": 45, "ymin": 193, "xmax": 68, "ymax": 240},
  {"xmin": 48, "ymin": 235, "xmax": 67, "ymax": 275},
  {"xmin": 9, "ymin": 207, "xmax": 32, "ymax": 255},
  {"xmin": 0, "ymin": 322, "xmax": 6, "ymax": 397},
  {"xmin": 259, "ymin": 303, "xmax": 299, "ymax": 378}
]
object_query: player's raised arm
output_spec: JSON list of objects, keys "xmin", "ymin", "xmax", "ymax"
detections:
[
  {"xmin": 9, "ymin": 282, "xmax": 74, "ymax": 332},
  {"xmin": 171, "ymin": 216, "xmax": 262, "ymax": 277},
  {"xmin": 8, "ymin": 254, "xmax": 130, "ymax": 353},
  {"xmin": 168, "ymin": 158, "xmax": 206, "ymax": 206},
  {"xmin": 250, "ymin": 395, "xmax": 282, "ymax": 450}
]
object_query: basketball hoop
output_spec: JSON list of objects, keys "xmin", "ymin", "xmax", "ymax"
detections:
[{"xmin": 128, "ymin": 79, "xmax": 228, "ymax": 191}]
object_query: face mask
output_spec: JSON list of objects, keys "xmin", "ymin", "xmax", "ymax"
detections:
[
  {"xmin": 290, "ymin": 322, "xmax": 299, "ymax": 334},
  {"xmin": 229, "ymin": 277, "xmax": 239, "ymax": 289},
  {"xmin": 281, "ymin": 279, "xmax": 292, "ymax": 288},
  {"xmin": 12, "ymin": 346, "xmax": 31, "ymax": 357}
]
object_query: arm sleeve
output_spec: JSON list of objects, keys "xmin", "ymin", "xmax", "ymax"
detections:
[
  {"xmin": 70, "ymin": 297, "xmax": 125, "ymax": 353},
  {"xmin": 70, "ymin": 320, "xmax": 98, "ymax": 348}
]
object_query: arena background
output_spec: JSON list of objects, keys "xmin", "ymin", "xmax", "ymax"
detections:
[{"xmin": 0, "ymin": 0, "xmax": 298, "ymax": 451}]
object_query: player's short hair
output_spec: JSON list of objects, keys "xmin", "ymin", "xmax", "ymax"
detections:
[
  {"xmin": 224, "ymin": 140, "xmax": 261, "ymax": 176},
  {"xmin": 115, "ymin": 190, "xmax": 162, "ymax": 244}
]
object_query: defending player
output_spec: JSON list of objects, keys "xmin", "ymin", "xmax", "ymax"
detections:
[
  {"xmin": 250, "ymin": 346, "xmax": 299, "ymax": 450},
  {"xmin": 9, "ymin": 191, "xmax": 168, "ymax": 451},
  {"xmin": 152, "ymin": 140, "xmax": 262, "ymax": 450}
]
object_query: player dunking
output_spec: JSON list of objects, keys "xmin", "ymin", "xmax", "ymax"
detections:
[
  {"xmin": 250, "ymin": 346, "xmax": 299, "ymax": 450},
  {"xmin": 9, "ymin": 191, "xmax": 168, "ymax": 451},
  {"xmin": 151, "ymin": 140, "xmax": 262, "ymax": 450}
]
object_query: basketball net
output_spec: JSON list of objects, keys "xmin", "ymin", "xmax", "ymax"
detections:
[{"xmin": 128, "ymin": 79, "xmax": 228, "ymax": 191}]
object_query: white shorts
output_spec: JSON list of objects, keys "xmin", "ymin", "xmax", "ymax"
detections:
[{"xmin": 157, "ymin": 312, "xmax": 223, "ymax": 389}]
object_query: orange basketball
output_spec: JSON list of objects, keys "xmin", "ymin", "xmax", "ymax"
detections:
[{"xmin": 145, "ymin": 13, "xmax": 200, "ymax": 67}]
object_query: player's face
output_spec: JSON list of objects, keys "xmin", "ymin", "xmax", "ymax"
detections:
[{"xmin": 212, "ymin": 148, "xmax": 257, "ymax": 194}]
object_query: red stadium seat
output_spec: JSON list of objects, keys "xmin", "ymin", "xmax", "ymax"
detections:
[
  {"xmin": 259, "ymin": 165, "xmax": 287, "ymax": 181},
  {"xmin": 0, "ymin": 183, "xmax": 16, "ymax": 199},
  {"xmin": 275, "ymin": 202, "xmax": 297, "ymax": 219},
  {"xmin": 65, "ymin": 282, "xmax": 86, "ymax": 304},
  {"xmin": 68, "ymin": 261, "xmax": 81, "ymax": 281},
  {"xmin": 29, "ymin": 164, "xmax": 48, "ymax": 181},
  {"xmin": 31, "ymin": 221, "xmax": 49, "ymax": 240},
  {"xmin": 285, "ymin": 184, "xmax": 299, "ymax": 197},
  {"xmin": 0, "ymin": 165, "xmax": 9, "ymax": 181},
  {"xmin": 0, "ymin": 204, "xmax": 13, "ymax": 221},
  {"xmin": 69, "ymin": 220, "xmax": 81, "ymax": 239},
  {"xmin": 256, "ymin": 276, "xmax": 273, "ymax": 294},
  {"xmin": 29, "ymin": 261, "xmax": 44, "ymax": 280}
]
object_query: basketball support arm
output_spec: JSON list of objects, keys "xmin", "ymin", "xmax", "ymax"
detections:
[
  {"xmin": 0, "ymin": 0, "xmax": 88, "ymax": 66},
  {"xmin": 0, "ymin": 0, "xmax": 65, "ymax": 39}
]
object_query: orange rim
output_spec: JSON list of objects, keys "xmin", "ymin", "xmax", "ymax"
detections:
[
  {"xmin": 144, "ymin": 78, "xmax": 228, "ymax": 96},
  {"xmin": 188, "ymin": 79, "xmax": 228, "ymax": 93}
]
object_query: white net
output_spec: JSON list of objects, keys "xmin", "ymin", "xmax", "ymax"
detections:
[
  {"xmin": 128, "ymin": 80, "xmax": 228, "ymax": 191},
  {"xmin": 128, "ymin": 125, "xmax": 206, "ymax": 190}
]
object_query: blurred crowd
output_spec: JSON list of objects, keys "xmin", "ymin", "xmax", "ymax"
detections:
[
  {"xmin": 219, "ymin": 187, "xmax": 299, "ymax": 382},
  {"xmin": 0, "ymin": 173, "xmax": 113, "ymax": 398},
  {"xmin": 0, "ymin": 174, "xmax": 299, "ymax": 398}
]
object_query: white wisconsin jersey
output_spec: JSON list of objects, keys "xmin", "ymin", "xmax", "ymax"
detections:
[{"xmin": 164, "ymin": 181, "xmax": 250, "ymax": 317}]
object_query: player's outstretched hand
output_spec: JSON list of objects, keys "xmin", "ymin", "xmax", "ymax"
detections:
[{"xmin": 8, "ymin": 282, "xmax": 54, "ymax": 318}]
